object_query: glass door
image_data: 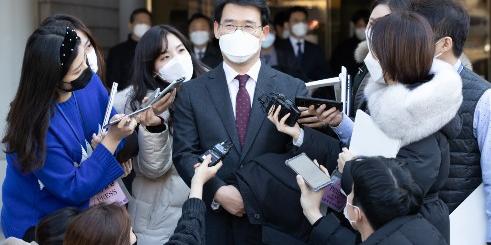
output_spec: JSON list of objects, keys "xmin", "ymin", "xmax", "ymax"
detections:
[{"xmin": 460, "ymin": 0, "xmax": 490, "ymax": 79}]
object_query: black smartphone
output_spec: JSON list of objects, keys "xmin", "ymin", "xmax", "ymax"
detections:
[
  {"xmin": 295, "ymin": 96, "xmax": 343, "ymax": 111},
  {"xmin": 285, "ymin": 153, "xmax": 331, "ymax": 192},
  {"xmin": 200, "ymin": 141, "xmax": 233, "ymax": 166}
]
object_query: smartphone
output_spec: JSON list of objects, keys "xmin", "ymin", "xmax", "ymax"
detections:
[
  {"xmin": 295, "ymin": 96, "xmax": 343, "ymax": 111},
  {"xmin": 102, "ymin": 106, "xmax": 152, "ymax": 130},
  {"xmin": 140, "ymin": 87, "xmax": 161, "ymax": 109},
  {"xmin": 200, "ymin": 140, "xmax": 233, "ymax": 166},
  {"xmin": 285, "ymin": 153, "xmax": 331, "ymax": 192},
  {"xmin": 150, "ymin": 77, "xmax": 185, "ymax": 106}
]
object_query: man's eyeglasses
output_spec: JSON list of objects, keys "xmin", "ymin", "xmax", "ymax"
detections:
[{"xmin": 219, "ymin": 23, "xmax": 263, "ymax": 35}]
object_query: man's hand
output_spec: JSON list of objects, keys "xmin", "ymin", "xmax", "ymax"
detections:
[
  {"xmin": 214, "ymin": 185, "xmax": 245, "ymax": 217},
  {"xmin": 298, "ymin": 105, "xmax": 343, "ymax": 128},
  {"xmin": 337, "ymin": 148, "xmax": 355, "ymax": 174}
]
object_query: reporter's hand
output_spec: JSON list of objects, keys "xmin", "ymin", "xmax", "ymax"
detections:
[
  {"xmin": 139, "ymin": 97, "xmax": 162, "ymax": 127},
  {"xmin": 215, "ymin": 185, "xmax": 245, "ymax": 217},
  {"xmin": 337, "ymin": 148, "xmax": 354, "ymax": 174},
  {"xmin": 296, "ymin": 160, "xmax": 329, "ymax": 224},
  {"xmin": 267, "ymin": 105, "xmax": 301, "ymax": 141},
  {"xmin": 192, "ymin": 155, "xmax": 223, "ymax": 185},
  {"xmin": 122, "ymin": 159, "xmax": 133, "ymax": 178},
  {"xmin": 102, "ymin": 114, "xmax": 138, "ymax": 154},
  {"xmin": 298, "ymin": 105, "xmax": 324, "ymax": 128},
  {"xmin": 106, "ymin": 114, "xmax": 138, "ymax": 141},
  {"xmin": 298, "ymin": 105, "xmax": 343, "ymax": 128},
  {"xmin": 189, "ymin": 155, "xmax": 223, "ymax": 199},
  {"xmin": 91, "ymin": 131, "xmax": 105, "ymax": 149},
  {"xmin": 152, "ymin": 89, "xmax": 176, "ymax": 115}
]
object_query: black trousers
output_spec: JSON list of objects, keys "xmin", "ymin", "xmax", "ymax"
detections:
[{"xmin": 205, "ymin": 207, "xmax": 263, "ymax": 245}]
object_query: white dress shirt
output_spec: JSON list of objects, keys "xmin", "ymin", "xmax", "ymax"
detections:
[
  {"xmin": 289, "ymin": 36, "xmax": 305, "ymax": 56},
  {"xmin": 194, "ymin": 46, "xmax": 207, "ymax": 59},
  {"xmin": 453, "ymin": 59, "xmax": 463, "ymax": 72},
  {"xmin": 223, "ymin": 60, "xmax": 261, "ymax": 117},
  {"xmin": 222, "ymin": 60, "xmax": 304, "ymax": 146}
]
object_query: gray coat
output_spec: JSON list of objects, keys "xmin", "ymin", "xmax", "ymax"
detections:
[{"xmin": 114, "ymin": 88, "xmax": 190, "ymax": 245}]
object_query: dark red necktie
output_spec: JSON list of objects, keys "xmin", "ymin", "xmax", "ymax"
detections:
[{"xmin": 235, "ymin": 74, "xmax": 251, "ymax": 147}]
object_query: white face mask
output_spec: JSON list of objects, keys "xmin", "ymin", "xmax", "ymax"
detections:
[
  {"xmin": 343, "ymin": 201, "xmax": 359, "ymax": 225},
  {"xmin": 133, "ymin": 23, "xmax": 150, "ymax": 38},
  {"xmin": 158, "ymin": 53, "xmax": 194, "ymax": 82},
  {"xmin": 364, "ymin": 26, "xmax": 384, "ymax": 83},
  {"xmin": 190, "ymin": 31, "xmax": 210, "ymax": 46},
  {"xmin": 86, "ymin": 48, "xmax": 98, "ymax": 73},
  {"xmin": 291, "ymin": 22, "xmax": 308, "ymax": 37},
  {"xmin": 364, "ymin": 51, "xmax": 384, "ymax": 83},
  {"xmin": 355, "ymin": 27, "xmax": 366, "ymax": 41},
  {"xmin": 261, "ymin": 33, "xmax": 276, "ymax": 49},
  {"xmin": 282, "ymin": 29, "xmax": 290, "ymax": 39},
  {"xmin": 219, "ymin": 30, "xmax": 260, "ymax": 64},
  {"xmin": 434, "ymin": 38, "xmax": 445, "ymax": 59},
  {"xmin": 365, "ymin": 28, "xmax": 372, "ymax": 47}
]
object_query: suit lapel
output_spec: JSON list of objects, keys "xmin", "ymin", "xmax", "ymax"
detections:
[
  {"xmin": 205, "ymin": 64, "xmax": 242, "ymax": 153},
  {"xmin": 240, "ymin": 65, "xmax": 277, "ymax": 162},
  {"xmin": 285, "ymin": 40, "xmax": 296, "ymax": 57}
]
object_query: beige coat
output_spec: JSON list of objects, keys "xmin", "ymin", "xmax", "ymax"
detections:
[{"xmin": 114, "ymin": 87, "xmax": 190, "ymax": 245}]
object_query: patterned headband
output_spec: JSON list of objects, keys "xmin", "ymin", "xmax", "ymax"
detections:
[{"xmin": 60, "ymin": 26, "xmax": 80, "ymax": 69}]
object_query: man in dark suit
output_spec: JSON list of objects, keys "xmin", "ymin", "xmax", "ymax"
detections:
[
  {"xmin": 188, "ymin": 13, "xmax": 223, "ymax": 68},
  {"xmin": 276, "ymin": 6, "xmax": 334, "ymax": 99},
  {"xmin": 107, "ymin": 8, "xmax": 152, "ymax": 91},
  {"xmin": 173, "ymin": 0, "xmax": 317, "ymax": 244}
]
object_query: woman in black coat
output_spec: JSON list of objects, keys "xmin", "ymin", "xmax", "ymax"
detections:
[
  {"xmin": 302, "ymin": 11, "xmax": 462, "ymax": 245},
  {"xmin": 302, "ymin": 157, "xmax": 447, "ymax": 245},
  {"xmin": 352, "ymin": 12, "xmax": 462, "ymax": 242}
]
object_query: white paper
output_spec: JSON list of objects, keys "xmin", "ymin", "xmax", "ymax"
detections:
[
  {"xmin": 349, "ymin": 110, "xmax": 401, "ymax": 158},
  {"xmin": 450, "ymin": 184, "xmax": 486, "ymax": 245}
]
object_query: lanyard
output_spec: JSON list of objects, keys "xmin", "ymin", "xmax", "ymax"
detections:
[{"xmin": 56, "ymin": 93, "xmax": 86, "ymax": 147}]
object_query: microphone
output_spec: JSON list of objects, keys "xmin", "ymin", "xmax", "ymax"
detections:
[{"xmin": 256, "ymin": 90, "xmax": 300, "ymax": 127}]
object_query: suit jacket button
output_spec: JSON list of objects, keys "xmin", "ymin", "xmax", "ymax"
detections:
[{"xmin": 254, "ymin": 214, "xmax": 261, "ymax": 219}]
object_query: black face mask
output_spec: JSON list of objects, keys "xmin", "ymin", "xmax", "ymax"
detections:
[{"xmin": 61, "ymin": 67, "xmax": 93, "ymax": 92}]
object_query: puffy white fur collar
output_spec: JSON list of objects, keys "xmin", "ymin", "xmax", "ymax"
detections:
[
  {"xmin": 364, "ymin": 59, "xmax": 463, "ymax": 146},
  {"xmin": 354, "ymin": 41, "xmax": 369, "ymax": 63}
]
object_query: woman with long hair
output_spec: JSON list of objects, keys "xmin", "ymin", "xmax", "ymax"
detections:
[
  {"xmin": 113, "ymin": 24, "xmax": 207, "ymax": 244},
  {"xmin": 1, "ymin": 23, "xmax": 137, "ymax": 238},
  {"xmin": 273, "ymin": 11, "xmax": 460, "ymax": 244}
]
